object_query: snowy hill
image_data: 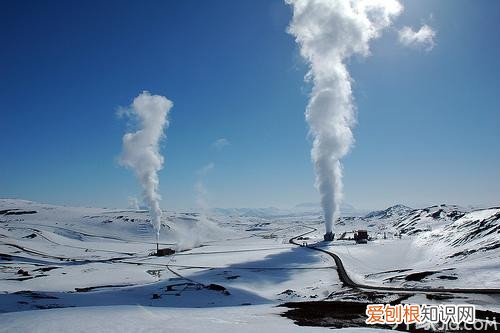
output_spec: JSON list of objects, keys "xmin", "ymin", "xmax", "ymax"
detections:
[
  {"xmin": 349, "ymin": 203, "xmax": 500, "ymax": 264},
  {"xmin": 332, "ymin": 203, "xmax": 500, "ymax": 291},
  {"xmin": 392, "ymin": 204, "xmax": 468, "ymax": 235},
  {"xmin": 364, "ymin": 204, "xmax": 413, "ymax": 220},
  {"xmin": 417, "ymin": 207, "xmax": 500, "ymax": 260}
]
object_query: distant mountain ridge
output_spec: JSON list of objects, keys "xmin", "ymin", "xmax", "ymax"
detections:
[{"xmin": 212, "ymin": 202, "xmax": 364, "ymax": 218}]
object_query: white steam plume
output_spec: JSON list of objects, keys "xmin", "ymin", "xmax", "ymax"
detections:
[
  {"xmin": 173, "ymin": 162, "xmax": 219, "ymax": 251},
  {"xmin": 195, "ymin": 162, "xmax": 215, "ymax": 215},
  {"xmin": 119, "ymin": 91, "xmax": 173, "ymax": 241},
  {"xmin": 286, "ymin": 0, "xmax": 402, "ymax": 233},
  {"xmin": 128, "ymin": 196, "xmax": 140, "ymax": 210}
]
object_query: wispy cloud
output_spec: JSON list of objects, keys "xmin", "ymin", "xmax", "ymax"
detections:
[
  {"xmin": 195, "ymin": 162, "xmax": 214, "ymax": 235},
  {"xmin": 196, "ymin": 162, "xmax": 215, "ymax": 177},
  {"xmin": 398, "ymin": 24, "xmax": 436, "ymax": 51},
  {"xmin": 211, "ymin": 138, "xmax": 230, "ymax": 150}
]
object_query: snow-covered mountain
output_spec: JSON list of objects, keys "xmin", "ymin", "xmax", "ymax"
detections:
[
  {"xmin": 392, "ymin": 204, "xmax": 468, "ymax": 235},
  {"xmin": 330, "ymin": 203, "xmax": 500, "ymax": 292},
  {"xmin": 359, "ymin": 203, "xmax": 499, "ymax": 257},
  {"xmin": 416, "ymin": 207, "xmax": 500, "ymax": 260},
  {"xmin": 364, "ymin": 204, "xmax": 413, "ymax": 220}
]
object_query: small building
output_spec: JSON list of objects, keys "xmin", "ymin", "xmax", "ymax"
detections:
[
  {"xmin": 156, "ymin": 248, "xmax": 175, "ymax": 256},
  {"xmin": 354, "ymin": 230, "xmax": 368, "ymax": 244}
]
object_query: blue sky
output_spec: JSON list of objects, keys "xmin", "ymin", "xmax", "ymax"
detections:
[{"xmin": 1, "ymin": 0, "xmax": 499, "ymax": 210}]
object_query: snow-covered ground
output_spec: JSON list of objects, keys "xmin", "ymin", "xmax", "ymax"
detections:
[
  {"xmin": 330, "ymin": 204, "xmax": 500, "ymax": 292},
  {"xmin": 0, "ymin": 199, "xmax": 498, "ymax": 332}
]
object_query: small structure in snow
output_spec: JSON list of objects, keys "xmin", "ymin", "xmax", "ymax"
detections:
[
  {"xmin": 323, "ymin": 231, "xmax": 335, "ymax": 241},
  {"xmin": 354, "ymin": 230, "xmax": 368, "ymax": 244},
  {"xmin": 156, "ymin": 248, "xmax": 175, "ymax": 256}
]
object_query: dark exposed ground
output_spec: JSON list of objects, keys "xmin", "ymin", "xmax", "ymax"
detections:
[{"xmin": 280, "ymin": 299, "xmax": 500, "ymax": 332}]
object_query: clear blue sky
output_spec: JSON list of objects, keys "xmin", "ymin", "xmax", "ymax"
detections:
[{"xmin": 1, "ymin": 0, "xmax": 499, "ymax": 210}]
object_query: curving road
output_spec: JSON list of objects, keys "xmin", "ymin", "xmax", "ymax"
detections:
[{"xmin": 289, "ymin": 226, "xmax": 500, "ymax": 295}]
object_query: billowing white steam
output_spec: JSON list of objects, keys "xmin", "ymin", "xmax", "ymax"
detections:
[
  {"xmin": 173, "ymin": 162, "xmax": 223, "ymax": 251},
  {"xmin": 286, "ymin": 0, "xmax": 402, "ymax": 233},
  {"xmin": 195, "ymin": 162, "xmax": 215, "ymax": 214},
  {"xmin": 119, "ymin": 91, "xmax": 173, "ymax": 241}
]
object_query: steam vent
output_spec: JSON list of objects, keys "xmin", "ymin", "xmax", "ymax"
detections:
[{"xmin": 324, "ymin": 231, "xmax": 334, "ymax": 241}]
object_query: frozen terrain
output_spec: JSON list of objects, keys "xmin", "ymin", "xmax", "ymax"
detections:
[{"xmin": 0, "ymin": 199, "xmax": 498, "ymax": 332}]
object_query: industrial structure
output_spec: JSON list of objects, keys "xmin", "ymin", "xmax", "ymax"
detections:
[{"xmin": 354, "ymin": 230, "xmax": 368, "ymax": 244}]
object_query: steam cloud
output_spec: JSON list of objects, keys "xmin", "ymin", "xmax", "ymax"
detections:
[
  {"xmin": 119, "ymin": 91, "xmax": 173, "ymax": 241},
  {"xmin": 399, "ymin": 24, "xmax": 436, "ymax": 51},
  {"xmin": 286, "ymin": 0, "xmax": 402, "ymax": 233},
  {"xmin": 195, "ymin": 162, "xmax": 215, "ymax": 214},
  {"xmin": 128, "ymin": 196, "xmax": 140, "ymax": 210},
  {"xmin": 173, "ymin": 162, "xmax": 220, "ymax": 251}
]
